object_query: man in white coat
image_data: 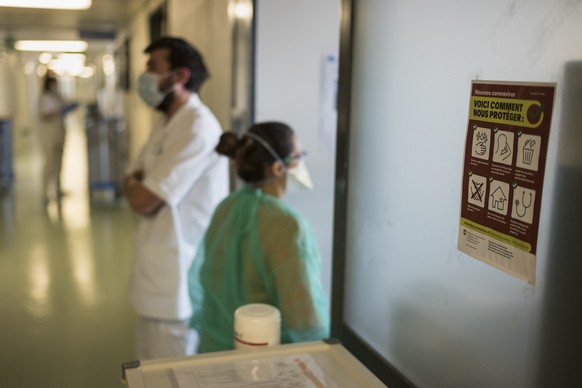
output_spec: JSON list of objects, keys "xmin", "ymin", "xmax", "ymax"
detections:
[{"xmin": 123, "ymin": 37, "xmax": 228, "ymax": 359}]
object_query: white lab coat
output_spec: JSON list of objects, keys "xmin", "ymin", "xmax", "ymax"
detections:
[
  {"xmin": 129, "ymin": 93, "xmax": 229, "ymax": 320},
  {"xmin": 38, "ymin": 91, "xmax": 66, "ymax": 196}
]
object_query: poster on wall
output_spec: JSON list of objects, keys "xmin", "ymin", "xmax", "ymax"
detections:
[
  {"xmin": 458, "ymin": 81, "xmax": 556, "ymax": 284},
  {"xmin": 319, "ymin": 53, "xmax": 338, "ymax": 153}
]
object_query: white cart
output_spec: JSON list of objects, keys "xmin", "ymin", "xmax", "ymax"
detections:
[{"xmin": 122, "ymin": 339, "xmax": 387, "ymax": 387}]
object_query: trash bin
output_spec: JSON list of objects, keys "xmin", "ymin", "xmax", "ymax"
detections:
[
  {"xmin": 0, "ymin": 119, "xmax": 13, "ymax": 190},
  {"xmin": 85, "ymin": 105, "xmax": 128, "ymax": 199}
]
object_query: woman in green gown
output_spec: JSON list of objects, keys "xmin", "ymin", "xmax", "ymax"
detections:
[{"xmin": 189, "ymin": 121, "xmax": 329, "ymax": 353}]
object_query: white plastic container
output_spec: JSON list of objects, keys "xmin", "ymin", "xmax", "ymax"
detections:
[{"xmin": 234, "ymin": 304, "xmax": 281, "ymax": 350}]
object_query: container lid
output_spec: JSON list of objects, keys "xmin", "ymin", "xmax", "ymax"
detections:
[{"xmin": 234, "ymin": 304, "xmax": 281, "ymax": 330}]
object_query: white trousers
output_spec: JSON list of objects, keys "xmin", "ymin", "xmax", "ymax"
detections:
[
  {"xmin": 135, "ymin": 316, "xmax": 199, "ymax": 360},
  {"xmin": 39, "ymin": 121, "xmax": 65, "ymax": 197}
]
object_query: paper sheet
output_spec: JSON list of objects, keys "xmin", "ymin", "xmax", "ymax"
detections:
[{"xmin": 171, "ymin": 352, "xmax": 339, "ymax": 388}]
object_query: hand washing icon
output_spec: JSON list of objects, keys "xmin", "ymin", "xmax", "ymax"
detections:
[{"xmin": 471, "ymin": 127, "xmax": 491, "ymax": 161}]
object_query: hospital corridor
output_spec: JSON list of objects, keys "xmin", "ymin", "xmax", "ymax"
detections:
[
  {"xmin": 2, "ymin": 0, "xmax": 582, "ymax": 387},
  {"xmin": 0, "ymin": 112, "xmax": 135, "ymax": 387}
]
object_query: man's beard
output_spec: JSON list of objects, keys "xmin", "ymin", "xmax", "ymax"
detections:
[{"xmin": 155, "ymin": 89, "xmax": 175, "ymax": 113}]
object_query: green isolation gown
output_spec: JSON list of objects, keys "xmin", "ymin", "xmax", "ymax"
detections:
[{"xmin": 189, "ymin": 186, "xmax": 329, "ymax": 353}]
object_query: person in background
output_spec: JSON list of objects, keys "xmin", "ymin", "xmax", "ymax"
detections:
[
  {"xmin": 38, "ymin": 76, "xmax": 76, "ymax": 202},
  {"xmin": 122, "ymin": 37, "xmax": 228, "ymax": 359},
  {"xmin": 189, "ymin": 121, "xmax": 329, "ymax": 353}
]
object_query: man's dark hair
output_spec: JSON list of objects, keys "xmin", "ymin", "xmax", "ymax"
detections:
[{"xmin": 145, "ymin": 36, "xmax": 209, "ymax": 92}]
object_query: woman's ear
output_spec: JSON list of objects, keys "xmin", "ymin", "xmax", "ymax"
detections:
[{"xmin": 268, "ymin": 160, "xmax": 287, "ymax": 178}]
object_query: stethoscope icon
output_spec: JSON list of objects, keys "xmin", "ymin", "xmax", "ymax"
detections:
[{"xmin": 515, "ymin": 191, "xmax": 533, "ymax": 218}]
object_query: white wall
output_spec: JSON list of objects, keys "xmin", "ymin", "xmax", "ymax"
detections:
[
  {"xmin": 0, "ymin": 52, "xmax": 15, "ymax": 119},
  {"xmin": 342, "ymin": 1, "xmax": 582, "ymax": 387},
  {"xmin": 255, "ymin": 0, "xmax": 341, "ymax": 296},
  {"xmin": 0, "ymin": 51, "xmax": 39, "ymax": 153},
  {"xmin": 123, "ymin": 0, "xmax": 160, "ymax": 161},
  {"xmin": 168, "ymin": 0, "xmax": 232, "ymax": 131}
]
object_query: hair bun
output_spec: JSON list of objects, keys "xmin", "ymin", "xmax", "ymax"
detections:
[{"xmin": 215, "ymin": 132, "xmax": 240, "ymax": 158}]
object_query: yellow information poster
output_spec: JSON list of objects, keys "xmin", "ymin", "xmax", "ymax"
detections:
[{"xmin": 458, "ymin": 81, "xmax": 555, "ymax": 284}]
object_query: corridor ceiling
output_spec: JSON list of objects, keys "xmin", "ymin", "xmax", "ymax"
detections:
[{"xmin": 0, "ymin": 0, "xmax": 145, "ymax": 40}]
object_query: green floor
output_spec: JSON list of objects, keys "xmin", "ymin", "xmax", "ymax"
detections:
[{"xmin": 0, "ymin": 119, "xmax": 136, "ymax": 388}]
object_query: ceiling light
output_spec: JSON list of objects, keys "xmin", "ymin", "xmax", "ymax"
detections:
[
  {"xmin": 23, "ymin": 62, "xmax": 35, "ymax": 75},
  {"xmin": 0, "ymin": 0, "xmax": 91, "ymax": 10},
  {"xmin": 49, "ymin": 54, "xmax": 86, "ymax": 76},
  {"xmin": 36, "ymin": 64, "xmax": 47, "ymax": 78},
  {"xmin": 15, "ymin": 40, "xmax": 88, "ymax": 52},
  {"xmin": 58, "ymin": 53, "xmax": 86, "ymax": 62},
  {"xmin": 80, "ymin": 66, "xmax": 95, "ymax": 79},
  {"xmin": 38, "ymin": 53, "xmax": 53, "ymax": 64},
  {"xmin": 229, "ymin": 2, "xmax": 253, "ymax": 20}
]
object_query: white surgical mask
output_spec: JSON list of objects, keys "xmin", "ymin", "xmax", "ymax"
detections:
[
  {"xmin": 286, "ymin": 159, "xmax": 313, "ymax": 192},
  {"xmin": 137, "ymin": 71, "xmax": 173, "ymax": 108}
]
